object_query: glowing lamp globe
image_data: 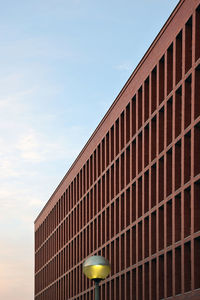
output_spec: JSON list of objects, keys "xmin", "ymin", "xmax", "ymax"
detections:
[{"xmin": 83, "ymin": 255, "xmax": 110, "ymax": 281}]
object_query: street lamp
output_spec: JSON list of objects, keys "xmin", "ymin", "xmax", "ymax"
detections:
[{"xmin": 83, "ymin": 255, "xmax": 110, "ymax": 300}]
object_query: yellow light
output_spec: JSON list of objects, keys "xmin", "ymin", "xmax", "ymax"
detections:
[
  {"xmin": 83, "ymin": 264, "xmax": 110, "ymax": 280},
  {"xmin": 83, "ymin": 255, "xmax": 111, "ymax": 280}
]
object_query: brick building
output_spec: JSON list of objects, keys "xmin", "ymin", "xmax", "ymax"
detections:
[{"xmin": 34, "ymin": 0, "xmax": 200, "ymax": 299}]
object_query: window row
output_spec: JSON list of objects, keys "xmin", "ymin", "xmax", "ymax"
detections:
[
  {"xmin": 35, "ymin": 236, "xmax": 200, "ymax": 300},
  {"xmin": 36, "ymin": 177, "xmax": 200, "ymax": 293},
  {"xmin": 35, "ymin": 156, "xmax": 200, "ymax": 272}
]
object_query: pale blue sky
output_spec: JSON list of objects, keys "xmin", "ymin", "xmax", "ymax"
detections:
[{"xmin": 0, "ymin": 1, "xmax": 180, "ymax": 299}]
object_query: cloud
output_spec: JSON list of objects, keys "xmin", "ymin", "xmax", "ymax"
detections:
[
  {"xmin": 16, "ymin": 127, "xmax": 82, "ymax": 163},
  {"xmin": 17, "ymin": 129, "xmax": 45, "ymax": 163},
  {"xmin": 114, "ymin": 62, "xmax": 133, "ymax": 71},
  {"xmin": 0, "ymin": 187, "xmax": 38, "ymax": 213},
  {"xmin": 0, "ymin": 159, "xmax": 21, "ymax": 178}
]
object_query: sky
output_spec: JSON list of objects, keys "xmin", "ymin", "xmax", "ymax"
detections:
[{"xmin": 0, "ymin": 0, "xmax": 180, "ymax": 299}]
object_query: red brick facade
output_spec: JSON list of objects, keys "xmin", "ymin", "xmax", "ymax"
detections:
[{"xmin": 35, "ymin": 0, "xmax": 200, "ymax": 299}]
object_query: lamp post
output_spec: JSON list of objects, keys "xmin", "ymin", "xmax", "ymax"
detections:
[{"xmin": 83, "ymin": 255, "xmax": 110, "ymax": 300}]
